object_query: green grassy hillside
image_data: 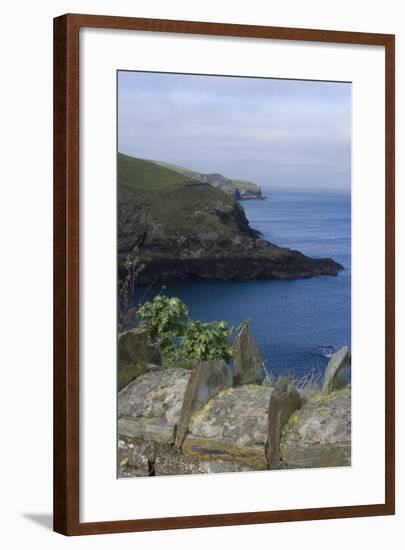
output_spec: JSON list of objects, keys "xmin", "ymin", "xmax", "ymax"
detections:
[
  {"xmin": 118, "ymin": 153, "xmax": 190, "ymax": 192},
  {"xmin": 117, "ymin": 153, "xmax": 239, "ymax": 238},
  {"xmin": 149, "ymin": 158, "xmax": 262, "ymax": 199},
  {"xmin": 117, "ymin": 152, "xmax": 342, "ymax": 284},
  {"xmin": 147, "ymin": 159, "xmax": 200, "ymax": 181}
]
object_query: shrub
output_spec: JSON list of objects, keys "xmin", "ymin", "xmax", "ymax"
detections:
[
  {"xmin": 137, "ymin": 295, "xmax": 188, "ymax": 346},
  {"xmin": 137, "ymin": 295, "xmax": 248, "ymax": 369}
]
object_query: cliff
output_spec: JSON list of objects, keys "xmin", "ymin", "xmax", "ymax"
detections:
[
  {"xmin": 118, "ymin": 153, "xmax": 343, "ymax": 284},
  {"xmin": 150, "ymin": 159, "xmax": 263, "ymax": 200}
]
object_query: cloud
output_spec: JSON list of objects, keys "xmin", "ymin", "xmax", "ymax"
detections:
[{"xmin": 118, "ymin": 71, "xmax": 351, "ymax": 191}]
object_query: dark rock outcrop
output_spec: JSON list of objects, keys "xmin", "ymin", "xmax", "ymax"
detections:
[{"xmin": 118, "ymin": 154, "xmax": 343, "ymax": 285}]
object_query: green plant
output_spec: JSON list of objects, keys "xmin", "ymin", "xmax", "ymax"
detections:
[
  {"xmin": 163, "ymin": 320, "xmax": 233, "ymax": 369},
  {"xmin": 137, "ymin": 295, "xmax": 248, "ymax": 369},
  {"xmin": 137, "ymin": 295, "xmax": 188, "ymax": 346}
]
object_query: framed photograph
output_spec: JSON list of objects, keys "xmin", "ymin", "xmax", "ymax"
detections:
[{"xmin": 53, "ymin": 14, "xmax": 395, "ymax": 535}]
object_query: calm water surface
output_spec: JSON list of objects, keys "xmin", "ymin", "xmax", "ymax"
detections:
[{"xmin": 135, "ymin": 189, "xmax": 351, "ymax": 378}]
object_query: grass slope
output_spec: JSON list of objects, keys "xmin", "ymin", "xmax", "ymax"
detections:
[
  {"xmin": 118, "ymin": 153, "xmax": 237, "ymax": 237},
  {"xmin": 118, "ymin": 153, "xmax": 190, "ymax": 192},
  {"xmin": 149, "ymin": 159, "xmax": 260, "ymax": 196}
]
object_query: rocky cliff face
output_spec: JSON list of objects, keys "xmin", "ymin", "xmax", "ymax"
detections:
[
  {"xmin": 191, "ymin": 173, "xmax": 263, "ymax": 200},
  {"xmin": 151, "ymin": 159, "xmax": 263, "ymax": 200},
  {"xmin": 118, "ymin": 154, "xmax": 343, "ymax": 284}
]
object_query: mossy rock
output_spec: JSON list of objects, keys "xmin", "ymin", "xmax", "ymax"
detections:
[
  {"xmin": 118, "ymin": 435, "xmax": 253, "ymax": 477},
  {"xmin": 118, "ymin": 362, "xmax": 154, "ymax": 392},
  {"xmin": 233, "ymin": 326, "xmax": 265, "ymax": 385},
  {"xmin": 280, "ymin": 388, "xmax": 351, "ymax": 469},
  {"xmin": 117, "ymin": 328, "xmax": 161, "ymax": 390},
  {"xmin": 182, "ymin": 437, "xmax": 267, "ymax": 470}
]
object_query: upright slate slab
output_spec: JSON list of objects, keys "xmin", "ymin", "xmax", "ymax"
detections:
[
  {"xmin": 322, "ymin": 346, "xmax": 351, "ymax": 394},
  {"xmin": 233, "ymin": 325, "xmax": 265, "ymax": 385},
  {"xmin": 117, "ymin": 328, "xmax": 162, "ymax": 390},
  {"xmin": 175, "ymin": 360, "xmax": 233, "ymax": 448},
  {"xmin": 266, "ymin": 378, "xmax": 301, "ymax": 469}
]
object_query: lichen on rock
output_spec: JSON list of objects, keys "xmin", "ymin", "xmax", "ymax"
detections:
[
  {"xmin": 117, "ymin": 327, "xmax": 162, "ymax": 390},
  {"xmin": 118, "ymin": 368, "xmax": 191, "ymax": 443},
  {"xmin": 280, "ymin": 388, "xmax": 351, "ymax": 469},
  {"xmin": 322, "ymin": 346, "xmax": 351, "ymax": 394}
]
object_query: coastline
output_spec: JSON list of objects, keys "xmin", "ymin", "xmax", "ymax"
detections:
[{"xmin": 129, "ymin": 189, "xmax": 351, "ymax": 379}]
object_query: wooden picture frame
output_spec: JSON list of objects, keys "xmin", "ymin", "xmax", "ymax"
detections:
[{"xmin": 54, "ymin": 13, "xmax": 395, "ymax": 536}]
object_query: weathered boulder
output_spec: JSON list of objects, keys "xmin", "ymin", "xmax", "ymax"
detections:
[
  {"xmin": 233, "ymin": 326, "xmax": 265, "ymax": 385},
  {"xmin": 118, "ymin": 368, "xmax": 271, "ymax": 473},
  {"xmin": 322, "ymin": 346, "xmax": 351, "ymax": 394},
  {"xmin": 175, "ymin": 360, "xmax": 233, "ymax": 448},
  {"xmin": 117, "ymin": 328, "xmax": 162, "ymax": 390},
  {"xmin": 118, "ymin": 368, "xmax": 190, "ymax": 444},
  {"xmin": 188, "ymin": 385, "xmax": 271, "ymax": 446},
  {"xmin": 280, "ymin": 388, "xmax": 351, "ymax": 469},
  {"xmin": 117, "ymin": 366, "xmax": 351, "ymax": 476},
  {"xmin": 266, "ymin": 378, "xmax": 301, "ymax": 469},
  {"xmin": 183, "ymin": 385, "xmax": 273, "ymax": 469}
]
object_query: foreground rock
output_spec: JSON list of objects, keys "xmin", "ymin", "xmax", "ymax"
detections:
[
  {"xmin": 175, "ymin": 360, "xmax": 233, "ymax": 448},
  {"xmin": 117, "ymin": 328, "xmax": 161, "ymax": 390},
  {"xmin": 118, "ymin": 154, "xmax": 343, "ymax": 284},
  {"xmin": 118, "ymin": 368, "xmax": 190, "ymax": 443},
  {"xmin": 280, "ymin": 388, "xmax": 351, "ymax": 469},
  {"xmin": 118, "ymin": 436, "xmax": 250, "ymax": 477},
  {"xmin": 266, "ymin": 379, "xmax": 301, "ymax": 468},
  {"xmin": 184, "ymin": 385, "xmax": 275, "ymax": 471},
  {"xmin": 188, "ymin": 385, "xmax": 271, "ymax": 445},
  {"xmin": 233, "ymin": 326, "xmax": 265, "ymax": 385},
  {"xmin": 118, "ymin": 366, "xmax": 351, "ymax": 476},
  {"xmin": 118, "ymin": 381, "xmax": 274, "ymax": 476},
  {"xmin": 322, "ymin": 346, "xmax": 351, "ymax": 394}
]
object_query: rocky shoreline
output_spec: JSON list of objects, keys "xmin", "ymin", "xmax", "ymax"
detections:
[
  {"xmin": 118, "ymin": 154, "xmax": 343, "ymax": 285},
  {"xmin": 117, "ymin": 327, "xmax": 351, "ymax": 476}
]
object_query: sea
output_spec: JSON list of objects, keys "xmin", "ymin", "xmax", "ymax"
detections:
[{"xmin": 134, "ymin": 188, "xmax": 351, "ymax": 380}]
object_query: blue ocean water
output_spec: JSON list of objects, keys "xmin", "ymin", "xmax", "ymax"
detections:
[{"xmin": 136, "ymin": 189, "xmax": 351, "ymax": 379}]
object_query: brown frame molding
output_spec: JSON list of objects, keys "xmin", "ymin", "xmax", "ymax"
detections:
[{"xmin": 53, "ymin": 13, "xmax": 395, "ymax": 536}]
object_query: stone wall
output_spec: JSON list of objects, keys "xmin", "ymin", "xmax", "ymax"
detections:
[{"xmin": 117, "ymin": 331, "xmax": 351, "ymax": 477}]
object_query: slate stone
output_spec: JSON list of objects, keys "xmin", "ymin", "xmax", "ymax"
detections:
[
  {"xmin": 188, "ymin": 384, "xmax": 272, "ymax": 448},
  {"xmin": 117, "ymin": 328, "xmax": 162, "ymax": 390},
  {"xmin": 280, "ymin": 388, "xmax": 351, "ymax": 469},
  {"xmin": 265, "ymin": 378, "xmax": 301, "ymax": 469},
  {"xmin": 174, "ymin": 360, "xmax": 233, "ymax": 448},
  {"xmin": 322, "ymin": 346, "xmax": 351, "ymax": 394},
  {"xmin": 233, "ymin": 325, "xmax": 265, "ymax": 385},
  {"xmin": 118, "ymin": 368, "xmax": 191, "ymax": 444}
]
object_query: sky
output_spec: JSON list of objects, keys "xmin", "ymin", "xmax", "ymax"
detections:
[{"xmin": 118, "ymin": 71, "xmax": 351, "ymax": 192}]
